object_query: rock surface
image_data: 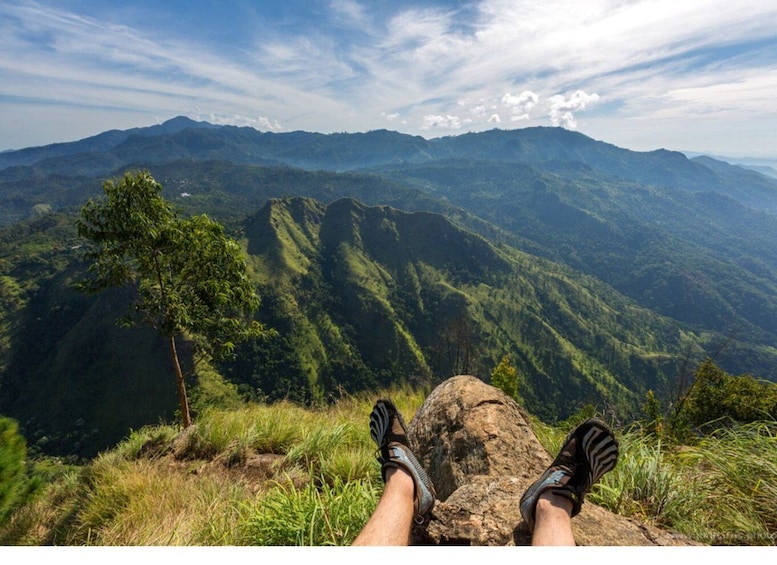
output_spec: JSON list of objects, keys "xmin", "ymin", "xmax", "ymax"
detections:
[{"xmin": 405, "ymin": 375, "xmax": 701, "ymax": 546}]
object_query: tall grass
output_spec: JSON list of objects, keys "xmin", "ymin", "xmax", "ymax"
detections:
[
  {"xmin": 0, "ymin": 385, "xmax": 425, "ymax": 546},
  {"xmin": 575, "ymin": 422, "xmax": 777, "ymax": 546},
  {"xmin": 237, "ymin": 477, "xmax": 379, "ymax": 545},
  {"xmin": 669, "ymin": 422, "xmax": 777, "ymax": 545},
  {"xmin": 64, "ymin": 459, "xmax": 253, "ymax": 545},
  {"xmin": 591, "ymin": 432, "xmax": 689, "ymax": 521},
  {"xmin": 2, "ymin": 389, "xmax": 774, "ymax": 546}
]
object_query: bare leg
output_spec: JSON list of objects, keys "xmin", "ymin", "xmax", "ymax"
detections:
[
  {"xmin": 352, "ymin": 467, "xmax": 415, "ymax": 546},
  {"xmin": 531, "ymin": 491, "xmax": 575, "ymax": 546}
]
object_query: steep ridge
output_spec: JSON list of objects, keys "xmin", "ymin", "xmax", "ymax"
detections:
[
  {"xmin": 231, "ymin": 196, "xmax": 683, "ymax": 422},
  {"xmin": 245, "ymin": 195, "xmax": 326, "ymax": 281}
]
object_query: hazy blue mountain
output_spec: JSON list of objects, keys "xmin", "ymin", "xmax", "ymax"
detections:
[
  {"xmin": 0, "ymin": 116, "xmax": 216, "ymax": 169},
  {"xmin": 373, "ymin": 159, "xmax": 777, "ymax": 347},
  {"xmin": 3, "ymin": 116, "xmax": 777, "ymax": 220}
]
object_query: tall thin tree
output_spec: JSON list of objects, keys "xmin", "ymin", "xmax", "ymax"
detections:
[{"xmin": 76, "ymin": 171, "xmax": 264, "ymax": 427}]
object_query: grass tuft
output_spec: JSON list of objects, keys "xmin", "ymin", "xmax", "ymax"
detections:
[
  {"xmin": 2, "ymin": 389, "xmax": 775, "ymax": 546},
  {"xmin": 238, "ymin": 476, "xmax": 379, "ymax": 546}
]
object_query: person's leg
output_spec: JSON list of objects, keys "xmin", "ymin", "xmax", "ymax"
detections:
[
  {"xmin": 352, "ymin": 398, "xmax": 436, "ymax": 546},
  {"xmin": 352, "ymin": 466, "xmax": 415, "ymax": 545},
  {"xmin": 520, "ymin": 418, "xmax": 619, "ymax": 546},
  {"xmin": 531, "ymin": 491, "xmax": 575, "ymax": 546}
]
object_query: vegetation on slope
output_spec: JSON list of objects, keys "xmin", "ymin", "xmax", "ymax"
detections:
[
  {"xmin": 0, "ymin": 191, "xmax": 754, "ymax": 459},
  {"xmin": 226, "ymin": 196, "xmax": 687, "ymax": 422},
  {"xmin": 1, "ymin": 370, "xmax": 775, "ymax": 546}
]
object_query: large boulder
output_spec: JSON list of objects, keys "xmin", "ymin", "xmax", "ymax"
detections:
[{"xmin": 405, "ymin": 375, "xmax": 701, "ymax": 546}]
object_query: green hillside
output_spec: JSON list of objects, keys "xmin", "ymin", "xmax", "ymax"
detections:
[
  {"xmin": 227, "ymin": 196, "xmax": 684, "ymax": 420},
  {"xmin": 2, "ymin": 120, "xmax": 777, "ymax": 459},
  {"xmin": 1, "ymin": 195, "xmax": 690, "ymax": 457},
  {"xmin": 0, "ymin": 214, "xmax": 180, "ymax": 458},
  {"xmin": 375, "ymin": 159, "xmax": 777, "ymax": 377}
]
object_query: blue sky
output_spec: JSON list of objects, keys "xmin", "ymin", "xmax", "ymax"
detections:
[{"xmin": 1, "ymin": 0, "xmax": 776, "ymax": 160}]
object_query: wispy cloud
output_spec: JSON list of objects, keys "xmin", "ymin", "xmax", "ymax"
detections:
[{"xmin": 1, "ymin": 0, "xmax": 776, "ymax": 156}]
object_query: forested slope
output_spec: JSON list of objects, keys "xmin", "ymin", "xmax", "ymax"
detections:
[{"xmin": 2, "ymin": 119, "xmax": 777, "ymax": 458}]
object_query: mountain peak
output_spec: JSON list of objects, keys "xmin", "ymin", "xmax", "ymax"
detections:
[
  {"xmin": 146, "ymin": 116, "xmax": 220, "ymax": 135},
  {"xmin": 161, "ymin": 115, "xmax": 202, "ymax": 127}
]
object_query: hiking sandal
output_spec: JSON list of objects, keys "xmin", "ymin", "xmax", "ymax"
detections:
[
  {"xmin": 520, "ymin": 417, "xmax": 619, "ymax": 530},
  {"xmin": 369, "ymin": 398, "xmax": 436, "ymax": 522}
]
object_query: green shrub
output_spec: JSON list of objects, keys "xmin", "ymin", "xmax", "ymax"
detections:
[
  {"xmin": 490, "ymin": 355, "xmax": 520, "ymax": 401},
  {"xmin": 677, "ymin": 359, "xmax": 777, "ymax": 432},
  {"xmin": 0, "ymin": 417, "xmax": 40, "ymax": 522}
]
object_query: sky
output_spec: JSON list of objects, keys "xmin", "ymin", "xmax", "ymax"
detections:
[{"xmin": 1, "ymin": 0, "xmax": 777, "ymax": 161}]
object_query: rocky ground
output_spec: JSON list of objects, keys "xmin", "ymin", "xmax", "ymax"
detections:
[{"xmin": 405, "ymin": 375, "xmax": 702, "ymax": 546}]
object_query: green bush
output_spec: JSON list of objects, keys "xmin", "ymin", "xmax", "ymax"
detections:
[
  {"xmin": 0, "ymin": 417, "xmax": 38, "ymax": 522},
  {"xmin": 678, "ymin": 359, "xmax": 777, "ymax": 432},
  {"xmin": 490, "ymin": 355, "xmax": 520, "ymax": 401}
]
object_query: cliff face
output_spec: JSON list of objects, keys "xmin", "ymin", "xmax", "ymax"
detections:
[{"xmin": 406, "ymin": 375, "xmax": 701, "ymax": 546}]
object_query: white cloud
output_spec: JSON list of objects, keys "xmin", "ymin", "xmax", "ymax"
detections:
[
  {"xmin": 547, "ymin": 90, "xmax": 601, "ymax": 129},
  {"xmin": 421, "ymin": 114, "xmax": 462, "ymax": 130},
  {"xmin": 501, "ymin": 91, "xmax": 538, "ymax": 109},
  {"xmin": 329, "ymin": 0, "xmax": 371, "ymax": 28},
  {"xmin": 257, "ymin": 116, "xmax": 283, "ymax": 131},
  {"xmin": 501, "ymin": 91, "xmax": 539, "ymax": 122},
  {"xmin": 193, "ymin": 113, "xmax": 283, "ymax": 131}
]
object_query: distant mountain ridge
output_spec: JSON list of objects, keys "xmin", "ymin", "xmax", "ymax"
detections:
[
  {"xmin": 4, "ymin": 117, "xmax": 777, "ymax": 358},
  {"xmin": 3, "ymin": 116, "xmax": 777, "ymax": 213}
]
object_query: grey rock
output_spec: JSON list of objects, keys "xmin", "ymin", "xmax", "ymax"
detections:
[{"xmin": 405, "ymin": 375, "xmax": 701, "ymax": 546}]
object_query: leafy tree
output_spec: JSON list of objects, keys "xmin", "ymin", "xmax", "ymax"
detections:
[
  {"xmin": 0, "ymin": 416, "xmax": 37, "ymax": 522},
  {"xmin": 675, "ymin": 359, "xmax": 777, "ymax": 433},
  {"xmin": 491, "ymin": 355, "xmax": 519, "ymax": 401},
  {"xmin": 641, "ymin": 389, "xmax": 664, "ymax": 437},
  {"xmin": 76, "ymin": 171, "xmax": 264, "ymax": 427}
]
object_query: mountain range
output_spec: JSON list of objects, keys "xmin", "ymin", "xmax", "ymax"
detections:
[{"xmin": 2, "ymin": 116, "xmax": 777, "ymax": 458}]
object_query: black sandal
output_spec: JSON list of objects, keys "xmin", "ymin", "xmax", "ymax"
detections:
[
  {"xmin": 370, "ymin": 398, "xmax": 436, "ymax": 522},
  {"xmin": 520, "ymin": 418, "xmax": 619, "ymax": 530}
]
